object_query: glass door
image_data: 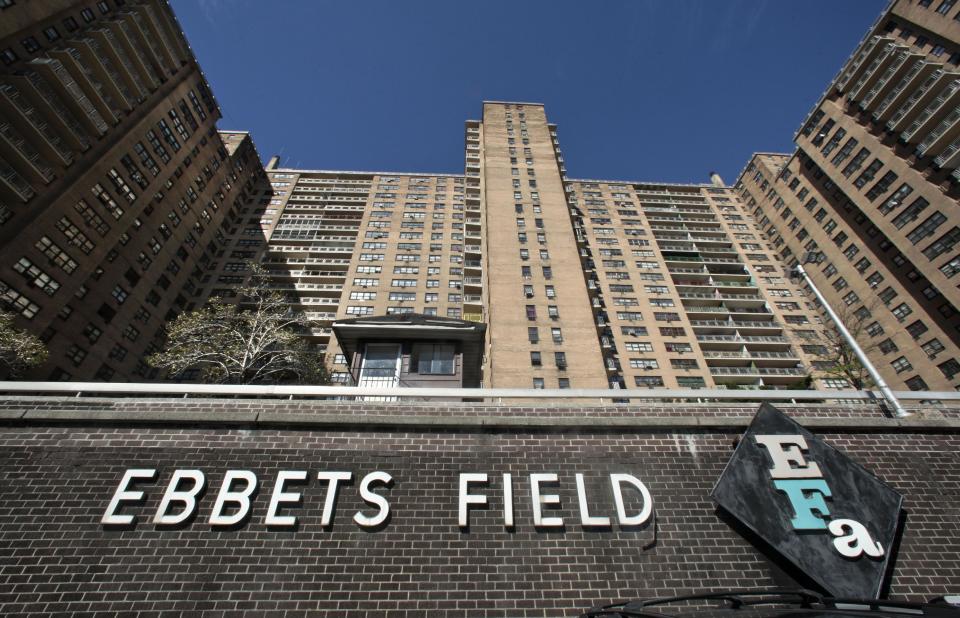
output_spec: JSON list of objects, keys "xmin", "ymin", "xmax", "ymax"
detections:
[{"xmin": 358, "ymin": 343, "xmax": 401, "ymax": 400}]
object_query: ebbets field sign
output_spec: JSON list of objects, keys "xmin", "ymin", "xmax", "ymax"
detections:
[{"xmin": 712, "ymin": 404, "xmax": 903, "ymax": 598}]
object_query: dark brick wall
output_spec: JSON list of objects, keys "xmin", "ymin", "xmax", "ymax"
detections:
[{"xmin": 0, "ymin": 398, "xmax": 958, "ymax": 617}]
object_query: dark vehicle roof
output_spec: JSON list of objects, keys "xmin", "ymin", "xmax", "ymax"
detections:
[{"xmin": 579, "ymin": 590, "xmax": 960, "ymax": 618}]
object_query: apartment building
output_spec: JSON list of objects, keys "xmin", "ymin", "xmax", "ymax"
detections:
[
  {"xmin": 211, "ymin": 102, "xmax": 823, "ymax": 391},
  {"xmin": 7, "ymin": 1, "xmax": 951, "ymax": 393},
  {"xmin": 0, "ymin": 0, "xmax": 267, "ymax": 380},
  {"xmin": 736, "ymin": 0, "xmax": 960, "ymax": 392}
]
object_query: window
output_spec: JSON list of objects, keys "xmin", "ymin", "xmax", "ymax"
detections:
[
  {"xmin": 922, "ymin": 339, "xmax": 945, "ymax": 358},
  {"xmin": 890, "ymin": 356, "xmax": 913, "ymax": 373},
  {"xmin": 891, "ymin": 302, "xmax": 913, "ymax": 322},
  {"xmin": 634, "ymin": 376, "xmax": 664, "ymax": 388},
  {"xmin": 414, "ymin": 344, "xmax": 455, "ymax": 375},
  {"xmin": 21, "ymin": 36, "xmax": 40, "ymax": 53},
  {"xmin": 878, "ymin": 339, "xmax": 899, "ymax": 354},
  {"xmin": 530, "ymin": 351, "xmax": 542, "ymax": 366},
  {"xmin": 630, "ymin": 358, "xmax": 659, "ymax": 370},
  {"xmin": 905, "ymin": 320, "xmax": 928, "ymax": 339},
  {"xmin": 939, "ymin": 358, "xmax": 960, "ymax": 379},
  {"xmin": 528, "ymin": 327, "xmax": 539, "ymax": 343},
  {"xmin": 923, "ymin": 226, "xmax": 960, "ymax": 260},
  {"xmin": 551, "ymin": 328, "xmax": 563, "ymax": 343},
  {"xmin": 525, "ymin": 305, "xmax": 537, "ymax": 320},
  {"xmin": 554, "ymin": 352, "xmax": 567, "ymax": 369},
  {"xmin": 907, "ymin": 212, "xmax": 947, "ymax": 244},
  {"xmin": 532, "ymin": 378, "xmax": 545, "ymax": 389},
  {"xmin": 670, "ymin": 359, "xmax": 698, "ymax": 370}
]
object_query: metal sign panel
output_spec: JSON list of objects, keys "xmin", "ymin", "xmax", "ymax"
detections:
[{"xmin": 711, "ymin": 403, "xmax": 902, "ymax": 598}]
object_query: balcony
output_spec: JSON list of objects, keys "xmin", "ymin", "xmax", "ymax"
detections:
[
  {"xmin": 708, "ymin": 366, "xmax": 806, "ymax": 376},
  {"xmin": 691, "ymin": 320, "xmax": 781, "ymax": 329}
]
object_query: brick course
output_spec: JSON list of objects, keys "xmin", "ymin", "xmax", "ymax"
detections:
[{"xmin": 0, "ymin": 397, "xmax": 958, "ymax": 617}]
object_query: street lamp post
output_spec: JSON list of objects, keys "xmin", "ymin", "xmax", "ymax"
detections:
[{"xmin": 791, "ymin": 257, "xmax": 910, "ymax": 419}]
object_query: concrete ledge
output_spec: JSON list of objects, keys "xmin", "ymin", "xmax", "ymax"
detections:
[
  {"xmin": 22, "ymin": 408, "xmax": 259, "ymax": 424},
  {"xmin": 2, "ymin": 408, "xmax": 959, "ymax": 432}
]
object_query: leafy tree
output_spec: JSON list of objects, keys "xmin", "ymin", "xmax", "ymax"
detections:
[
  {"xmin": 0, "ymin": 310, "xmax": 48, "ymax": 378},
  {"xmin": 148, "ymin": 268, "xmax": 328, "ymax": 384}
]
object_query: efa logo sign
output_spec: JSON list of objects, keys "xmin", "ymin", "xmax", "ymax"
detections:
[
  {"xmin": 755, "ymin": 434, "xmax": 884, "ymax": 559},
  {"xmin": 711, "ymin": 404, "xmax": 902, "ymax": 599}
]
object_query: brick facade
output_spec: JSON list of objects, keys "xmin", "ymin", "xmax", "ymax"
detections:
[{"xmin": 1, "ymin": 397, "xmax": 959, "ymax": 616}]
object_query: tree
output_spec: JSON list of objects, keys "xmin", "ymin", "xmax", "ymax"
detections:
[
  {"xmin": 805, "ymin": 299, "xmax": 883, "ymax": 389},
  {"xmin": 0, "ymin": 310, "xmax": 47, "ymax": 378},
  {"xmin": 147, "ymin": 267, "xmax": 329, "ymax": 384}
]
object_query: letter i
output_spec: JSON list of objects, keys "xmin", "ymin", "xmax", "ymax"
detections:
[{"xmin": 503, "ymin": 473, "xmax": 514, "ymax": 529}]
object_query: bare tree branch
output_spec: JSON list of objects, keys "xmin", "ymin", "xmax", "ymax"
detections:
[{"xmin": 147, "ymin": 264, "xmax": 329, "ymax": 385}]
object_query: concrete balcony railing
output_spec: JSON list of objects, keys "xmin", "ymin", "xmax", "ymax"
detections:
[
  {"xmin": 691, "ymin": 320, "xmax": 781, "ymax": 328},
  {"xmin": 702, "ymin": 351, "xmax": 799, "ymax": 360},
  {"xmin": 709, "ymin": 366, "xmax": 806, "ymax": 376},
  {"xmin": 696, "ymin": 334, "xmax": 790, "ymax": 343}
]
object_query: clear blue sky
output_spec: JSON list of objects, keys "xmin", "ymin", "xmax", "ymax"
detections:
[{"xmin": 171, "ymin": 0, "xmax": 886, "ymax": 185}]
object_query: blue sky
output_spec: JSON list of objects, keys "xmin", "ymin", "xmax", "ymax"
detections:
[{"xmin": 172, "ymin": 0, "xmax": 886, "ymax": 185}]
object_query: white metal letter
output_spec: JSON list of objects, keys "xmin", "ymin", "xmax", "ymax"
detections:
[
  {"xmin": 102, "ymin": 468, "xmax": 156, "ymax": 526},
  {"xmin": 828, "ymin": 519, "xmax": 885, "ymax": 558},
  {"xmin": 611, "ymin": 473, "xmax": 653, "ymax": 527},
  {"xmin": 153, "ymin": 469, "xmax": 205, "ymax": 526},
  {"xmin": 754, "ymin": 435, "xmax": 822, "ymax": 479},
  {"xmin": 576, "ymin": 473, "xmax": 611, "ymax": 527},
  {"xmin": 530, "ymin": 473, "xmax": 563, "ymax": 527},
  {"xmin": 316, "ymin": 471, "xmax": 352, "ymax": 527},
  {"xmin": 458, "ymin": 473, "xmax": 488, "ymax": 529},
  {"xmin": 354, "ymin": 471, "xmax": 392, "ymax": 528},
  {"xmin": 208, "ymin": 470, "xmax": 257, "ymax": 527},
  {"xmin": 265, "ymin": 470, "xmax": 307, "ymax": 527},
  {"xmin": 503, "ymin": 473, "xmax": 514, "ymax": 529}
]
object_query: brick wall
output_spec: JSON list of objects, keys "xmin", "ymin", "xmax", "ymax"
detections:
[{"xmin": 0, "ymin": 397, "xmax": 958, "ymax": 616}]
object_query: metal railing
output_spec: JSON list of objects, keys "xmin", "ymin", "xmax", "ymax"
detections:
[{"xmin": 0, "ymin": 381, "xmax": 954, "ymax": 404}]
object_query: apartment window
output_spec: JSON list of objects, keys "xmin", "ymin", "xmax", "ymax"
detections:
[
  {"xmin": 922, "ymin": 338, "xmax": 945, "ymax": 358},
  {"xmin": 545, "ymin": 285, "xmax": 556, "ymax": 298},
  {"xmin": 542, "ymin": 266, "xmax": 553, "ymax": 279},
  {"xmin": 346, "ymin": 306, "xmax": 373, "ymax": 316},
  {"xmin": 547, "ymin": 305, "xmax": 559, "ymax": 319},
  {"xmin": 525, "ymin": 305, "xmax": 537, "ymax": 321},
  {"xmin": 414, "ymin": 344, "xmax": 455, "ymax": 375},
  {"xmin": 82, "ymin": 324, "xmax": 102, "ymax": 344},
  {"xmin": 907, "ymin": 212, "xmax": 947, "ymax": 244},
  {"xmin": 0, "ymin": 47, "xmax": 17, "ymax": 65},
  {"xmin": 634, "ymin": 376, "xmax": 664, "ymax": 388},
  {"xmin": 532, "ymin": 378, "xmax": 545, "ymax": 389},
  {"xmin": 865, "ymin": 171, "xmax": 897, "ymax": 201},
  {"xmin": 841, "ymin": 148, "xmax": 871, "ymax": 177},
  {"xmin": 939, "ymin": 257, "xmax": 960, "ymax": 278},
  {"xmin": 888, "ymin": 301, "xmax": 913, "ymax": 322},
  {"xmin": 878, "ymin": 338, "xmax": 899, "ymax": 354},
  {"xmin": 521, "ymin": 266, "xmax": 532, "ymax": 279},
  {"xmin": 21, "ymin": 36, "xmax": 40, "ymax": 53},
  {"xmin": 879, "ymin": 184, "xmax": 913, "ymax": 215},
  {"xmin": 630, "ymin": 358, "xmax": 659, "ymax": 370},
  {"xmin": 890, "ymin": 356, "xmax": 913, "ymax": 374},
  {"xmin": 551, "ymin": 328, "xmax": 563, "ymax": 343},
  {"xmin": 554, "ymin": 352, "xmax": 567, "ymax": 369},
  {"xmin": 530, "ymin": 351, "xmax": 542, "ymax": 366},
  {"xmin": 924, "ymin": 227, "xmax": 960, "ymax": 260},
  {"xmin": 940, "ymin": 359, "xmax": 960, "ymax": 379},
  {"xmin": 528, "ymin": 327, "xmax": 539, "ymax": 343}
]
